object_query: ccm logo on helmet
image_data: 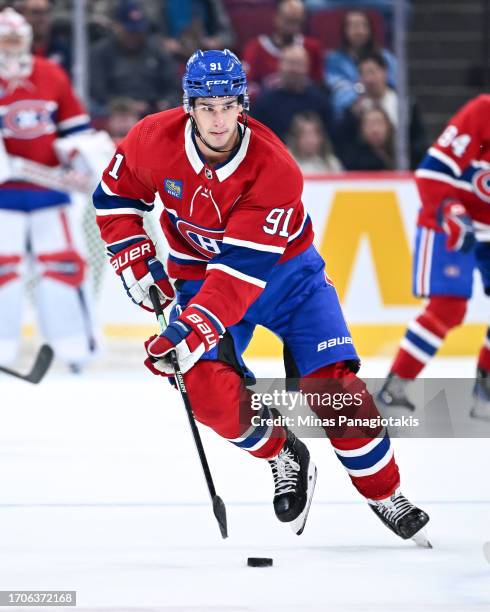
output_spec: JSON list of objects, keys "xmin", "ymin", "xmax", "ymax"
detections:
[
  {"xmin": 205, "ymin": 79, "xmax": 230, "ymax": 86},
  {"xmin": 111, "ymin": 242, "xmax": 152, "ymax": 272},
  {"xmin": 185, "ymin": 312, "xmax": 218, "ymax": 349}
]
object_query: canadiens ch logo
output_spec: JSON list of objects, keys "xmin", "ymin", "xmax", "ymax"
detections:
[
  {"xmin": 473, "ymin": 169, "xmax": 490, "ymax": 203},
  {"xmin": 176, "ymin": 220, "xmax": 224, "ymax": 258},
  {"xmin": 164, "ymin": 178, "xmax": 183, "ymax": 199},
  {"xmin": 1, "ymin": 99, "xmax": 57, "ymax": 139}
]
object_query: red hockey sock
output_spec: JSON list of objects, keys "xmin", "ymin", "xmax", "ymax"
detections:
[
  {"xmin": 391, "ymin": 296, "xmax": 467, "ymax": 379},
  {"xmin": 477, "ymin": 340, "xmax": 490, "ymax": 373},
  {"xmin": 302, "ymin": 363, "xmax": 400, "ymax": 500}
]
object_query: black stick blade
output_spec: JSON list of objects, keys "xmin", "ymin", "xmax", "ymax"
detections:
[
  {"xmin": 26, "ymin": 344, "xmax": 54, "ymax": 384},
  {"xmin": 213, "ymin": 495, "xmax": 228, "ymax": 539}
]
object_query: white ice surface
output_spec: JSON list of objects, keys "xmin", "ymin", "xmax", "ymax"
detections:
[{"xmin": 1, "ymin": 356, "xmax": 490, "ymax": 611}]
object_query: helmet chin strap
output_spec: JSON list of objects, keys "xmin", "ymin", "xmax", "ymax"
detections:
[{"xmin": 190, "ymin": 113, "xmax": 248, "ymax": 155}]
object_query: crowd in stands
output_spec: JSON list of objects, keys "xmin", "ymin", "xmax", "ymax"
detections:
[{"xmin": 3, "ymin": 0, "xmax": 425, "ymax": 171}]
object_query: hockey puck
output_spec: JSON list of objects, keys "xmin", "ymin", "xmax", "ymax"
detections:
[{"xmin": 247, "ymin": 557, "xmax": 273, "ymax": 567}]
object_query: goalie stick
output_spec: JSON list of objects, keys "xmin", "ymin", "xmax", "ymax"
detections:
[
  {"xmin": 0, "ymin": 344, "xmax": 54, "ymax": 384},
  {"xmin": 149, "ymin": 286, "xmax": 228, "ymax": 539}
]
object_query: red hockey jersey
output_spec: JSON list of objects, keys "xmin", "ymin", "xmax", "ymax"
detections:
[
  {"xmin": 94, "ymin": 108, "xmax": 314, "ymax": 329},
  {"xmin": 0, "ymin": 56, "xmax": 90, "ymax": 169},
  {"xmin": 415, "ymin": 94, "xmax": 490, "ymax": 238}
]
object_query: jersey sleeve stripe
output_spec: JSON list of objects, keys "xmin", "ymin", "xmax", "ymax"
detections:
[
  {"xmin": 189, "ymin": 303, "xmax": 226, "ymax": 334},
  {"xmin": 59, "ymin": 123, "xmax": 92, "ymax": 137},
  {"xmin": 106, "ymin": 235, "xmax": 147, "ymax": 255},
  {"xmin": 57, "ymin": 114, "xmax": 91, "ymax": 130},
  {"xmin": 96, "ymin": 207, "xmax": 145, "ymax": 217},
  {"xmin": 94, "ymin": 183, "xmax": 154, "ymax": 212},
  {"xmin": 222, "ymin": 236, "xmax": 285, "ymax": 253},
  {"xmin": 100, "ymin": 179, "xmax": 118, "ymax": 196},
  {"xmin": 427, "ymin": 147, "xmax": 463, "ymax": 177},
  {"xmin": 207, "ymin": 263, "xmax": 266, "ymax": 288},
  {"xmin": 107, "ymin": 234, "xmax": 147, "ymax": 250},
  {"xmin": 168, "ymin": 246, "xmax": 208, "ymax": 262},
  {"xmin": 211, "ymin": 243, "xmax": 281, "ymax": 282},
  {"xmin": 288, "ymin": 212, "xmax": 310, "ymax": 243},
  {"xmin": 418, "ymin": 152, "xmax": 458, "ymax": 177},
  {"xmin": 415, "ymin": 169, "xmax": 474, "ymax": 192}
]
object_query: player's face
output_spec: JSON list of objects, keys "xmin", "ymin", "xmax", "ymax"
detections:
[
  {"xmin": 191, "ymin": 97, "xmax": 243, "ymax": 151},
  {"xmin": 0, "ymin": 33, "xmax": 31, "ymax": 80}
]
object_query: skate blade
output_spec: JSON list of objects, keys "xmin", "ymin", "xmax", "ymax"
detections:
[
  {"xmin": 411, "ymin": 528, "xmax": 432, "ymax": 548},
  {"xmin": 469, "ymin": 406, "xmax": 490, "ymax": 422},
  {"xmin": 290, "ymin": 461, "xmax": 317, "ymax": 536},
  {"xmin": 376, "ymin": 394, "xmax": 416, "ymax": 412}
]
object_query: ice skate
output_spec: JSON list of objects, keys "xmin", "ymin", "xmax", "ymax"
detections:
[
  {"xmin": 469, "ymin": 369, "xmax": 490, "ymax": 421},
  {"xmin": 376, "ymin": 373, "xmax": 416, "ymax": 411},
  {"xmin": 268, "ymin": 429, "xmax": 317, "ymax": 535},
  {"xmin": 368, "ymin": 489, "xmax": 431, "ymax": 547}
]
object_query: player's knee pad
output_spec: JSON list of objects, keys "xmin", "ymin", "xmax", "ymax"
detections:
[
  {"xmin": 423, "ymin": 296, "xmax": 467, "ymax": 332},
  {"xmin": 0, "ymin": 255, "xmax": 22, "ymax": 288},
  {"xmin": 36, "ymin": 249, "xmax": 87, "ymax": 288},
  {"xmin": 184, "ymin": 360, "xmax": 244, "ymax": 438}
]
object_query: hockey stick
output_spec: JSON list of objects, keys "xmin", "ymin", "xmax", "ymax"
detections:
[
  {"xmin": 0, "ymin": 344, "xmax": 54, "ymax": 384},
  {"xmin": 149, "ymin": 286, "xmax": 228, "ymax": 539}
]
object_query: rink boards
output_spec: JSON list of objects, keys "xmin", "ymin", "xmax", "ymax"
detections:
[{"xmin": 92, "ymin": 172, "xmax": 488, "ymax": 357}]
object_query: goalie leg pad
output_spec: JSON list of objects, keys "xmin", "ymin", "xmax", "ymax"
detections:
[
  {"xmin": 0, "ymin": 209, "xmax": 27, "ymax": 365},
  {"xmin": 30, "ymin": 206, "xmax": 96, "ymax": 365},
  {"xmin": 0, "ymin": 256, "xmax": 24, "ymax": 365},
  {"xmin": 0, "ymin": 254, "xmax": 22, "ymax": 288},
  {"xmin": 184, "ymin": 360, "xmax": 286, "ymax": 459},
  {"xmin": 302, "ymin": 362, "xmax": 400, "ymax": 500},
  {"xmin": 36, "ymin": 249, "xmax": 87, "ymax": 287}
]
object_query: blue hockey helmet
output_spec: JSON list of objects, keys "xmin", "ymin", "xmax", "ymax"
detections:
[{"xmin": 182, "ymin": 49, "xmax": 249, "ymax": 112}]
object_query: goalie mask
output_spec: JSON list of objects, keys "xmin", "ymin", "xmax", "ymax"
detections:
[{"xmin": 0, "ymin": 8, "xmax": 33, "ymax": 81}]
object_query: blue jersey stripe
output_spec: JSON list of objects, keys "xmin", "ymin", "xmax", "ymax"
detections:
[
  {"xmin": 93, "ymin": 183, "xmax": 153, "ymax": 212},
  {"xmin": 58, "ymin": 123, "xmax": 92, "ymax": 137},
  {"xmin": 210, "ymin": 243, "xmax": 281, "ymax": 283},
  {"xmin": 419, "ymin": 153, "xmax": 457, "ymax": 178}
]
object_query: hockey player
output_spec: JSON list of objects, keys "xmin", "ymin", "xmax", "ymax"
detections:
[
  {"xmin": 378, "ymin": 95, "xmax": 490, "ymax": 419},
  {"xmin": 0, "ymin": 8, "xmax": 108, "ymax": 370},
  {"xmin": 94, "ymin": 49, "xmax": 429, "ymax": 542}
]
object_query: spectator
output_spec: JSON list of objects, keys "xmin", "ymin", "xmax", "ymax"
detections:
[
  {"xmin": 242, "ymin": 0, "xmax": 323, "ymax": 99},
  {"xmin": 19, "ymin": 0, "xmax": 72, "ymax": 74},
  {"xmin": 341, "ymin": 106, "xmax": 395, "ymax": 170},
  {"xmin": 325, "ymin": 9, "xmax": 396, "ymax": 120},
  {"xmin": 158, "ymin": 0, "xmax": 235, "ymax": 65},
  {"xmin": 287, "ymin": 111, "xmax": 343, "ymax": 173},
  {"xmin": 106, "ymin": 97, "xmax": 142, "ymax": 143},
  {"xmin": 89, "ymin": 1, "xmax": 179, "ymax": 119},
  {"xmin": 304, "ymin": 0, "xmax": 399, "ymax": 43},
  {"xmin": 338, "ymin": 52, "xmax": 426, "ymax": 168},
  {"xmin": 252, "ymin": 45, "xmax": 333, "ymax": 144}
]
